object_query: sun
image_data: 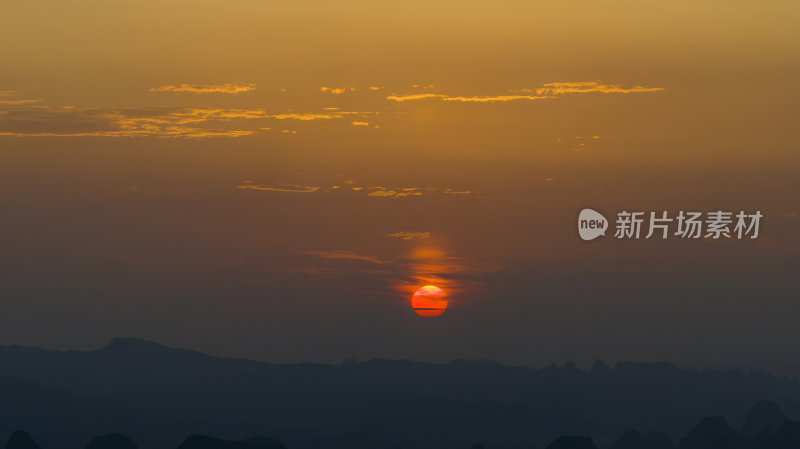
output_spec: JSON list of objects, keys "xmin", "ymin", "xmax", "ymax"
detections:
[{"xmin": 411, "ymin": 285, "xmax": 448, "ymax": 317}]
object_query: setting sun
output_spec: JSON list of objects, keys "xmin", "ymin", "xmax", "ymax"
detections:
[{"xmin": 411, "ymin": 285, "xmax": 448, "ymax": 317}]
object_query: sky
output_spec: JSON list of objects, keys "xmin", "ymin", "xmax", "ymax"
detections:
[{"xmin": 0, "ymin": 0, "xmax": 799, "ymax": 374}]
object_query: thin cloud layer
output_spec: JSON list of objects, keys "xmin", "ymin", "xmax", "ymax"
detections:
[
  {"xmin": 237, "ymin": 181, "xmax": 474, "ymax": 199},
  {"xmin": 1, "ymin": 80, "xmax": 663, "ymax": 139},
  {"xmin": 386, "ymin": 93, "xmax": 449, "ymax": 102},
  {"xmin": 522, "ymin": 81, "xmax": 664, "ymax": 95},
  {"xmin": 265, "ymin": 111, "xmax": 378, "ymax": 121},
  {"xmin": 0, "ymin": 90, "xmax": 42, "ymax": 105},
  {"xmin": 388, "ymin": 81, "xmax": 663, "ymax": 102},
  {"xmin": 150, "ymin": 83, "xmax": 256, "ymax": 94},
  {"xmin": 320, "ymin": 86, "xmax": 357, "ymax": 94},
  {"xmin": 296, "ymin": 244, "xmax": 497, "ymax": 302},
  {"xmin": 237, "ymin": 184, "xmax": 320, "ymax": 193},
  {"xmin": 383, "ymin": 232, "xmax": 432, "ymax": 240},
  {"xmin": 387, "ymin": 94, "xmax": 553, "ymax": 103},
  {"xmin": 0, "ymin": 106, "xmax": 264, "ymax": 138},
  {"xmin": 302, "ymin": 250, "xmax": 387, "ymax": 265}
]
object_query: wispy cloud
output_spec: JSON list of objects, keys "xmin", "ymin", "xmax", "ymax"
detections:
[
  {"xmin": 266, "ymin": 113, "xmax": 341, "ymax": 121},
  {"xmin": 264, "ymin": 111, "xmax": 378, "ymax": 121},
  {"xmin": 150, "ymin": 83, "xmax": 256, "ymax": 94},
  {"xmin": 320, "ymin": 86, "xmax": 357, "ymax": 94},
  {"xmin": 443, "ymin": 189, "xmax": 473, "ymax": 195},
  {"xmin": 0, "ymin": 106, "xmax": 265, "ymax": 138},
  {"xmin": 557, "ymin": 135, "xmax": 601, "ymax": 151},
  {"xmin": 387, "ymin": 93, "xmax": 552, "ymax": 103},
  {"xmin": 237, "ymin": 184, "xmax": 319, "ymax": 193},
  {"xmin": 446, "ymin": 95, "xmax": 553, "ymax": 103},
  {"xmin": 367, "ymin": 189, "xmax": 424, "ymax": 198},
  {"xmin": 519, "ymin": 81, "xmax": 664, "ymax": 95},
  {"xmin": 0, "ymin": 90, "xmax": 42, "ymax": 105},
  {"xmin": 388, "ymin": 81, "xmax": 663, "ymax": 103},
  {"xmin": 302, "ymin": 250, "xmax": 387, "ymax": 265},
  {"xmin": 237, "ymin": 180, "xmax": 474, "ymax": 198},
  {"xmin": 386, "ymin": 93, "xmax": 449, "ymax": 102},
  {"xmin": 383, "ymin": 231, "xmax": 432, "ymax": 240}
]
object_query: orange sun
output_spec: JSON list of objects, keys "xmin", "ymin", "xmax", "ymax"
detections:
[{"xmin": 411, "ymin": 285, "xmax": 448, "ymax": 317}]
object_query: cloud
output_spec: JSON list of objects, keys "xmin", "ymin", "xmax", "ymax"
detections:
[
  {"xmin": 0, "ymin": 106, "xmax": 268, "ymax": 138},
  {"xmin": 388, "ymin": 81, "xmax": 663, "ymax": 103},
  {"xmin": 557, "ymin": 136, "xmax": 601, "ymax": 151},
  {"xmin": 266, "ymin": 113, "xmax": 340, "ymax": 121},
  {"xmin": 367, "ymin": 187, "xmax": 425, "ymax": 198},
  {"xmin": 445, "ymin": 95, "xmax": 553, "ymax": 103},
  {"xmin": 302, "ymin": 250, "xmax": 387, "ymax": 265},
  {"xmin": 386, "ymin": 93, "xmax": 450, "ymax": 102},
  {"xmin": 0, "ymin": 99, "xmax": 42, "ymax": 105},
  {"xmin": 523, "ymin": 81, "xmax": 664, "ymax": 95},
  {"xmin": 443, "ymin": 188, "xmax": 473, "ymax": 195},
  {"xmin": 387, "ymin": 93, "xmax": 552, "ymax": 103},
  {"xmin": 351, "ymin": 121, "xmax": 370, "ymax": 126},
  {"xmin": 236, "ymin": 180, "xmax": 474, "ymax": 199},
  {"xmin": 149, "ymin": 83, "xmax": 256, "ymax": 94},
  {"xmin": 359, "ymin": 185, "xmax": 473, "ymax": 199},
  {"xmin": 237, "ymin": 183, "xmax": 319, "ymax": 193},
  {"xmin": 0, "ymin": 90, "xmax": 42, "ymax": 105},
  {"xmin": 383, "ymin": 231, "xmax": 432, "ymax": 240},
  {"xmin": 320, "ymin": 86, "xmax": 357, "ymax": 94},
  {"xmin": 292, "ymin": 242, "xmax": 500, "ymax": 302},
  {"xmin": 262, "ymin": 111, "xmax": 378, "ymax": 122}
]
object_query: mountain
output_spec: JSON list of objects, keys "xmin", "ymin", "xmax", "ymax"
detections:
[
  {"xmin": 608, "ymin": 430, "xmax": 674, "ymax": 449},
  {"xmin": 677, "ymin": 417, "xmax": 748, "ymax": 449},
  {"xmin": 765, "ymin": 421, "xmax": 800, "ymax": 449},
  {"xmin": 175, "ymin": 435, "xmax": 283, "ymax": 449},
  {"xmin": 85, "ymin": 434, "xmax": 137, "ymax": 449},
  {"xmin": 544, "ymin": 435, "xmax": 598, "ymax": 449},
  {"xmin": 0, "ymin": 339, "xmax": 799, "ymax": 449},
  {"xmin": 741, "ymin": 401, "xmax": 788, "ymax": 438},
  {"xmin": 5, "ymin": 431, "xmax": 41, "ymax": 449},
  {"xmin": 241, "ymin": 437, "xmax": 286, "ymax": 449}
]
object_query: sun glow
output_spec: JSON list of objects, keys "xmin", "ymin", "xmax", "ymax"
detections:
[{"xmin": 411, "ymin": 285, "xmax": 448, "ymax": 317}]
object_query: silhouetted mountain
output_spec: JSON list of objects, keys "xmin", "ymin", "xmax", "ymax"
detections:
[
  {"xmin": 741, "ymin": 401, "xmax": 787, "ymax": 438},
  {"xmin": 590, "ymin": 360, "xmax": 613, "ymax": 378},
  {"xmin": 765, "ymin": 420, "xmax": 800, "ymax": 449},
  {"xmin": 241, "ymin": 437, "xmax": 286, "ymax": 449},
  {"xmin": 1, "ymin": 339, "xmax": 800, "ymax": 449},
  {"xmin": 85, "ymin": 433, "xmax": 137, "ymax": 449},
  {"xmin": 677, "ymin": 417, "xmax": 748, "ymax": 449},
  {"xmin": 177, "ymin": 435, "xmax": 285, "ymax": 449},
  {"xmin": 608, "ymin": 430, "xmax": 674, "ymax": 449},
  {"xmin": 545, "ymin": 435, "xmax": 598, "ymax": 449},
  {"xmin": 640, "ymin": 432, "xmax": 674, "ymax": 449},
  {"xmin": 6, "ymin": 431, "xmax": 41, "ymax": 449}
]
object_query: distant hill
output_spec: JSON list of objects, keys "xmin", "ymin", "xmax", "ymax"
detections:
[
  {"xmin": 742, "ymin": 401, "xmax": 788, "ymax": 438},
  {"xmin": 0, "ymin": 339, "xmax": 800, "ymax": 449}
]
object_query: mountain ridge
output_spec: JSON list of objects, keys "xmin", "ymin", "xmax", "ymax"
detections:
[{"xmin": 0, "ymin": 338, "xmax": 799, "ymax": 449}]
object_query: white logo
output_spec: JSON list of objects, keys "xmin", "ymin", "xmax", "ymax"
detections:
[
  {"xmin": 578, "ymin": 209, "xmax": 762, "ymax": 241},
  {"xmin": 578, "ymin": 208, "xmax": 609, "ymax": 241}
]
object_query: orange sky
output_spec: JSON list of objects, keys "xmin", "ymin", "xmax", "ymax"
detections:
[{"xmin": 0, "ymin": 0, "xmax": 799, "ymax": 373}]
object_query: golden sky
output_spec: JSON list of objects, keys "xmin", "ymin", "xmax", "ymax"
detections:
[{"xmin": 0, "ymin": 0, "xmax": 799, "ymax": 372}]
